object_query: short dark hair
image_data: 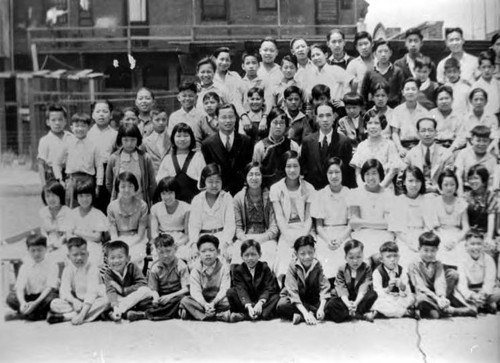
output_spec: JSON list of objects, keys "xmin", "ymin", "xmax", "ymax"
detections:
[
  {"xmin": 75, "ymin": 178, "xmax": 96, "ymax": 203},
  {"xmin": 178, "ymin": 81, "xmax": 198, "ymax": 94},
  {"xmin": 46, "ymin": 103, "xmax": 68, "ymax": 119},
  {"xmin": 293, "ymin": 235, "xmax": 316, "ymax": 252},
  {"xmin": 122, "ymin": 106, "xmax": 139, "ymax": 117},
  {"xmin": 437, "ymin": 169, "xmax": 459, "ymax": 191},
  {"xmin": 150, "ymin": 106, "xmax": 168, "ymax": 118},
  {"xmin": 247, "ymin": 87, "xmax": 265, "ymax": 99},
  {"xmin": 379, "ymin": 241, "xmax": 399, "ymax": 254},
  {"xmin": 114, "ymin": 171, "xmax": 139, "ymax": 194},
  {"xmin": 213, "ymin": 46, "xmax": 231, "ymax": 59},
  {"xmin": 196, "ymin": 56, "xmax": 216, "ymax": 72},
  {"xmin": 418, "ymin": 231, "xmax": 440, "ymax": 248},
  {"xmin": 26, "ymin": 233, "xmax": 47, "ymax": 248},
  {"xmin": 314, "ymin": 101, "xmax": 337, "ymax": 116},
  {"xmin": 344, "ymin": 239, "xmax": 364, "ymax": 255},
  {"xmin": 467, "ymin": 164, "xmax": 489, "ymax": 185},
  {"xmin": 116, "ymin": 124, "xmax": 142, "ymax": 147},
  {"xmin": 469, "ymin": 88, "xmax": 488, "ymax": 103},
  {"xmin": 465, "ymin": 228, "xmax": 484, "ymax": 241},
  {"xmin": 360, "ymin": 159, "xmax": 385, "ymax": 182},
  {"xmin": 491, "ymin": 33, "xmax": 500, "ymax": 45},
  {"xmin": 105, "ymin": 240, "xmax": 129, "ymax": 257},
  {"xmin": 373, "ymin": 39, "xmax": 391, "ymax": 52},
  {"xmin": 416, "ymin": 117, "xmax": 437, "ymax": 131},
  {"xmin": 154, "ymin": 176, "xmax": 180, "ymax": 203},
  {"xmin": 42, "ymin": 180, "xmax": 65, "ymax": 206},
  {"xmin": 90, "ymin": 99, "xmax": 114, "ymax": 114},
  {"xmin": 405, "ymin": 28, "xmax": 423, "ymax": 40},
  {"xmin": 71, "ymin": 112, "xmax": 91, "ymax": 125},
  {"xmin": 343, "ymin": 92, "xmax": 364, "ymax": 106},
  {"xmin": 241, "ymin": 51, "xmax": 259, "ymax": 63},
  {"xmin": 354, "ymin": 31, "xmax": 372, "ymax": 46},
  {"xmin": 311, "ymin": 84, "xmax": 331, "ymax": 100},
  {"xmin": 435, "ymin": 85, "xmax": 453, "ymax": 102},
  {"xmin": 471, "ymin": 125, "xmax": 491, "ymax": 139},
  {"xmin": 283, "ymin": 85, "xmax": 302, "ymax": 100},
  {"xmin": 266, "ymin": 106, "xmax": 290, "ymax": 129},
  {"xmin": 199, "ymin": 163, "xmax": 222, "ymax": 189},
  {"xmin": 260, "ymin": 36, "xmax": 278, "ymax": 49},
  {"xmin": 478, "ymin": 50, "xmax": 495, "ymax": 66},
  {"xmin": 197, "ymin": 234, "xmax": 219, "ymax": 250},
  {"xmin": 243, "ymin": 161, "xmax": 263, "ymax": 187},
  {"xmin": 153, "ymin": 234, "xmax": 175, "ymax": 249},
  {"xmin": 240, "ymin": 239, "xmax": 262, "ymax": 256},
  {"xmin": 326, "ymin": 157, "xmax": 344, "ymax": 171},
  {"xmin": 203, "ymin": 91, "xmax": 221, "ymax": 103},
  {"xmin": 402, "ymin": 166, "xmax": 426, "ymax": 195},
  {"xmin": 215, "ymin": 103, "xmax": 239, "ymax": 119},
  {"xmin": 67, "ymin": 236, "xmax": 87, "ymax": 250},
  {"xmin": 290, "ymin": 38, "xmax": 307, "ymax": 50},
  {"xmin": 310, "ymin": 43, "xmax": 331, "ymax": 57},
  {"xmin": 445, "ymin": 27, "xmax": 463, "ymax": 39},
  {"xmin": 402, "ymin": 77, "xmax": 420, "ymax": 90},
  {"xmin": 281, "ymin": 150, "xmax": 300, "ymax": 171},
  {"xmin": 371, "ymin": 81, "xmax": 390, "ymax": 95},
  {"xmin": 171, "ymin": 122, "xmax": 196, "ymax": 151},
  {"xmin": 444, "ymin": 57, "xmax": 460, "ymax": 70},
  {"xmin": 414, "ymin": 56, "xmax": 433, "ymax": 70},
  {"xmin": 326, "ymin": 29, "xmax": 345, "ymax": 42},
  {"xmin": 281, "ymin": 54, "xmax": 298, "ymax": 68},
  {"xmin": 363, "ymin": 109, "xmax": 388, "ymax": 130}
]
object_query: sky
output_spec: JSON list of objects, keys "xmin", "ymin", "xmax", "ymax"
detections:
[{"xmin": 364, "ymin": 0, "xmax": 499, "ymax": 40}]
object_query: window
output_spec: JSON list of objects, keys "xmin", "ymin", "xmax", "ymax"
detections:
[
  {"xmin": 341, "ymin": 0, "xmax": 353, "ymax": 10},
  {"xmin": 202, "ymin": 0, "xmax": 227, "ymax": 21},
  {"xmin": 78, "ymin": 0, "xmax": 93, "ymax": 26},
  {"xmin": 128, "ymin": 0, "xmax": 147, "ymax": 23},
  {"xmin": 258, "ymin": 0, "xmax": 277, "ymax": 10}
]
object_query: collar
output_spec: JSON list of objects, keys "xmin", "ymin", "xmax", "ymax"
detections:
[
  {"xmin": 219, "ymin": 131, "xmax": 235, "ymax": 143},
  {"xmin": 111, "ymin": 262, "xmax": 131, "ymax": 280},
  {"xmin": 329, "ymin": 53, "xmax": 350, "ymax": 63},
  {"xmin": 297, "ymin": 59, "xmax": 314, "ymax": 69},
  {"xmin": 120, "ymin": 150, "xmax": 139, "ymax": 161},
  {"xmin": 181, "ymin": 107, "xmax": 196, "ymax": 115},
  {"xmin": 319, "ymin": 129, "xmax": 333, "ymax": 143},
  {"xmin": 383, "ymin": 265, "xmax": 398, "ymax": 276},
  {"xmin": 286, "ymin": 109, "xmax": 305, "ymax": 122},
  {"xmin": 294, "ymin": 258, "xmax": 318, "ymax": 276},
  {"xmin": 374, "ymin": 62, "xmax": 393, "ymax": 74},
  {"xmin": 201, "ymin": 258, "xmax": 220, "ymax": 274},
  {"xmin": 464, "ymin": 253, "xmax": 485, "ymax": 267},
  {"xmin": 157, "ymin": 257, "xmax": 178, "ymax": 271}
]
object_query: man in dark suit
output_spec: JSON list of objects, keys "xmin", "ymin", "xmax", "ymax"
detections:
[
  {"xmin": 394, "ymin": 28, "xmax": 436, "ymax": 81},
  {"xmin": 300, "ymin": 102, "xmax": 356, "ymax": 189},
  {"xmin": 201, "ymin": 103, "xmax": 253, "ymax": 196}
]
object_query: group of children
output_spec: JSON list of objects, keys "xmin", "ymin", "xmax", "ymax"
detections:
[{"xmin": 5, "ymin": 28, "xmax": 500, "ymax": 325}]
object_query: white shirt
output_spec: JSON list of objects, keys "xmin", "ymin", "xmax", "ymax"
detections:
[
  {"xmin": 219, "ymin": 131, "xmax": 235, "ymax": 150},
  {"xmin": 437, "ymin": 52, "xmax": 479, "ymax": 85},
  {"xmin": 318, "ymin": 129, "xmax": 334, "ymax": 145}
]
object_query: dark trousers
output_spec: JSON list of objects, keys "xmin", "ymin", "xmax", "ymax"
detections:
[
  {"xmin": 6, "ymin": 290, "xmax": 58, "ymax": 321},
  {"xmin": 94, "ymin": 163, "xmax": 111, "ymax": 214},
  {"xmin": 146, "ymin": 294, "xmax": 186, "ymax": 321},
  {"xmin": 327, "ymin": 289, "xmax": 378, "ymax": 323},
  {"xmin": 226, "ymin": 288, "xmax": 280, "ymax": 320},
  {"xmin": 444, "ymin": 265, "xmax": 459, "ymax": 299},
  {"xmin": 276, "ymin": 296, "xmax": 336, "ymax": 321}
]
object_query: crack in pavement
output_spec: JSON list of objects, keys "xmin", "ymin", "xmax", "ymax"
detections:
[{"xmin": 414, "ymin": 319, "xmax": 428, "ymax": 363}]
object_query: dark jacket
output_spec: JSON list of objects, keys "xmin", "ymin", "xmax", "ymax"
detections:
[
  {"xmin": 334, "ymin": 262, "xmax": 373, "ymax": 300},
  {"xmin": 232, "ymin": 261, "xmax": 280, "ymax": 305},
  {"xmin": 103, "ymin": 262, "xmax": 147, "ymax": 307}
]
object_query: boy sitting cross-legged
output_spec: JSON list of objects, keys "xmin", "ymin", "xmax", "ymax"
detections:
[
  {"xmin": 103, "ymin": 240, "xmax": 154, "ymax": 322},
  {"xmin": 6, "ymin": 233, "xmax": 59, "ymax": 321},
  {"xmin": 276, "ymin": 235, "xmax": 335, "ymax": 325},
  {"xmin": 48, "ymin": 237, "xmax": 109, "ymax": 324},
  {"xmin": 179, "ymin": 235, "xmax": 235, "ymax": 322},
  {"xmin": 144, "ymin": 234, "xmax": 190, "ymax": 321},
  {"xmin": 226, "ymin": 239, "xmax": 280, "ymax": 321}
]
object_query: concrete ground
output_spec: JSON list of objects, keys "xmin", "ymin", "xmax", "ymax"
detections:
[{"xmin": 1, "ymin": 168, "xmax": 499, "ymax": 363}]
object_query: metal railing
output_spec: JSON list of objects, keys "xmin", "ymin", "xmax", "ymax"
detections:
[{"xmin": 27, "ymin": 24, "xmax": 358, "ymax": 52}]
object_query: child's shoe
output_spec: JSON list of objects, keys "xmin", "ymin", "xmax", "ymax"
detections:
[
  {"xmin": 448, "ymin": 306, "xmax": 477, "ymax": 317},
  {"xmin": 126, "ymin": 310, "xmax": 146, "ymax": 322},
  {"xmin": 292, "ymin": 313, "xmax": 303, "ymax": 325},
  {"xmin": 229, "ymin": 312, "xmax": 245, "ymax": 323},
  {"xmin": 47, "ymin": 312, "xmax": 65, "ymax": 324},
  {"xmin": 215, "ymin": 310, "xmax": 231, "ymax": 322},
  {"xmin": 428, "ymin": 309, "xmax": 440, "ymax": 319},
  {"xmin": 179, "ymin": 308, "xmax": 187, "ymax": 320},
  {"xmin": 108, "ymin": 310, "xmax": 122, "ymax": 322},
  {"xmin": 487, "ymin": 302, "xmax": 497, "ymax": 315}
]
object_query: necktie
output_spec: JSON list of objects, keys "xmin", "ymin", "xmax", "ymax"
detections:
[
  {"xmin": 425, "ymin": 147, "xmax": 431, "ymax": 167},
  {"xmin": 225, "ymin": 135, "xmax": 231, "ymax": 152},
  {"xmin": 321, "ymin": 135, "xmax": 328, "ymax": 159}
]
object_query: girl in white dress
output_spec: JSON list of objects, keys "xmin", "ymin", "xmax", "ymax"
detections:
[
  {"xmin": 435, "ymin": 170, "xmax": 469, "ymax": 266},
  {"xmin": 270, "ymin": 150, "xmax": 314, "ymax": 281},
  {"xmin": 348, "ymin": 159, "xmax": 395, "ymax": 266},
  {"xmin": 188, "ymin": 163, "xmax": 236, "ymax": 263},
  {"xmin": 391, "ymin": 166, "xmax": 439, "ymax": 264},
  {"xmin": 150, "ymin": 177, "xmax": 191, "ymax": 261},
  {"xmin": 310, "ymin": 157, "xmax": 352, "ymax": 279},
  {"xmin": 351, "ymin": 110, "xmax": 405, "ymax": 190}
]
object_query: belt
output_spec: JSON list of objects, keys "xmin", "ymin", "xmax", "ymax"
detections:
[
  {"xmin": 200, "ymin": 227, "xmax": 224, "ymax": 234},
  {"xmin": 68, "ymin": 172, "xmax": 93, "ymax": 179}
]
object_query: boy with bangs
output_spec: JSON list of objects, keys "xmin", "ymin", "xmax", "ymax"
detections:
[
  {"xmin": 143, "ymin": 106, "xmax": 171, "ymax": 174},
  {"xmin": 168, "ymin": 81, "xmax": 203, "ymax": 135},
  {"xmin": 144, "ymin": 234, "xmax": 190, "ymax": 321},
  {"xmin": 47, "ymin": 237, "xmax": 109, "ymax": 324},
  {"xmin": 179, "ymin": 235, "xmax": 234, "ymax": 322}
]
